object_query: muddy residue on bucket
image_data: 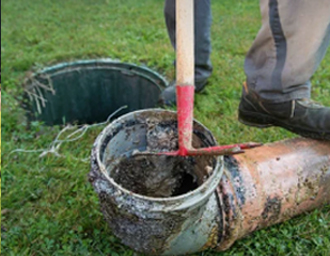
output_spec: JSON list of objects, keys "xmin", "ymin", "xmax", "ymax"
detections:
[{"xmin": 107, "ymin": 119, "xmax": 215, "ymax": 198}]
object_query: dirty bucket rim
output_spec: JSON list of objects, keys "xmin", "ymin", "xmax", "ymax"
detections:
[{"xmin": 94, "ymin": 109, "xmax": 224, "ymax": 206}]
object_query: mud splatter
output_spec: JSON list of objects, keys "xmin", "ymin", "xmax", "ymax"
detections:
[{"xmin": 261, "ymin": 196, "xmax": 282, "ymax": 222}]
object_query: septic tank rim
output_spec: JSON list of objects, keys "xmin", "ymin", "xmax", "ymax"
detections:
[
  {"xmin": 32, "ymin": 58, "xmax": 168, "ymax": 87},
  {"xmin": 24, "ymin": 58, "xmax": 169, "ymax": 126},
  {"xmin": 93, "ymin": 109, "xmax": 224, "ymax": 211}
]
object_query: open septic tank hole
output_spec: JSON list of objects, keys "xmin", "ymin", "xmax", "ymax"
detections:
[
  {"xmin": 103, "ymin": 110, "xmax": 217, "ymax": 198},
  {"xmin": 23, "ymin": 59, "xmax": 167, "ymax": 125}
]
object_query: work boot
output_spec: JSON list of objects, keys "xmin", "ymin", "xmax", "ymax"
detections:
[
  {"xmin": 159, "ymin": 80, "xmax": 208, "ymax": 106},
  {"xmin": 238, "ymin": 90, "xmax": 330, "ymax": 140}
]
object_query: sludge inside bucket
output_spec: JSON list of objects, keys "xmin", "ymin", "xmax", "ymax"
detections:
[
  {"xmin": 89, "ymin": 109, "xmax": 224, "ymax": 255},
  {"xmin": 107, "ymin": 117, "xmax": 216, "ymax": 198},
  {"xmin": 23, "ymin": 59, "xmax": 167, "ymax": 125}
]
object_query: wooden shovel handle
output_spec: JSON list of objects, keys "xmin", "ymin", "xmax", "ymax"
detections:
[{"xmin": 176, "ymin": 0, "xmax": 194, "ymax": 85}]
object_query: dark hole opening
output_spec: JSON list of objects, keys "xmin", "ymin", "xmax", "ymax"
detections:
[
  {"xmin": 171, "ymin": 172, "xmax": 199, "ymax": 197},
  {"xmin": 23, "ymin": 61, "xmax": 167, "ymax": 125}
]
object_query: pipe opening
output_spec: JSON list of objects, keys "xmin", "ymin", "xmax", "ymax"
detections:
[{"xmin": 103, "ymin": 115, "xmax": 217, "ymax": 198}]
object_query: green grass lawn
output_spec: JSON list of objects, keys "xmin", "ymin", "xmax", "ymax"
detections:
[{"xmin": 1, "ymin": 0, "xmax": 330, "ymax": 255}]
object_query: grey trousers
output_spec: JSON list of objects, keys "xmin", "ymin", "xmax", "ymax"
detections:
[{"xmin": 164, "ymin": 0, "xmax": 330, "ymax": 102}]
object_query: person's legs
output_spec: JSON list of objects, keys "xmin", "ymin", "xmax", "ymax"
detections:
[
  {"xmin": 245, "ymin": 0, "xmax": 330, "ymax": 102},
  {"xmin": 160, "ymin": 0, "xmax": 212, "ymax": 105},
  {"xmin": 239, "ymin": 0, "xmax": 330, "ymax": 140}
]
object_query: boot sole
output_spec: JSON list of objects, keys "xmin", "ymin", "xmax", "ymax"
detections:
[
  {"xmin": 239, "ymin": 109, "xmax": 330, "ymax": 140},
  {"xmin": 238, "ymin": 109, "xmax": 274, "ymax": 128}
]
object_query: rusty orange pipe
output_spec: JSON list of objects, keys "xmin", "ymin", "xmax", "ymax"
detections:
[{"xmin": 215, "ymin": 138, "xmax": 330, "ymax": 251}]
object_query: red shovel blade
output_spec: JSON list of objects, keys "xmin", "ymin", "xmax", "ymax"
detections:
[{"xmin": 176, "ymin": 84, "xmax": 195, "ymax": 156}]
